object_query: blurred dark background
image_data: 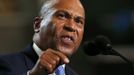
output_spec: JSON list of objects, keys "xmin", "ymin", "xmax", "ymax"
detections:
[{"xmin": 0, "ymin": 0, "xmax": 134, "ymax": 75}]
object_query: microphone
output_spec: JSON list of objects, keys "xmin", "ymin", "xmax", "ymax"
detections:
[
  {"xmin": 83, "ymin": 35, "xmax": 134, "ymax": 72},
  {"xmin": 83, "ymin": 35, "xmax": 119, "ymax": 56}
]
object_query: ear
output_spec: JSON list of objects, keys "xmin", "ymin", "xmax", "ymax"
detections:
[{"xmin": 33, "ymin": 17, "xmax": 42, "ymax": 33}]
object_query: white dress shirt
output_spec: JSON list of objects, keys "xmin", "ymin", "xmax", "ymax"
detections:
[{"xmin": 27, "ymin": 43, "xmax": 65, "ymax": 75}]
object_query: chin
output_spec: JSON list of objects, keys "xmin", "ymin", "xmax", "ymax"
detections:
[{"xmin": 57, "ymin": 46, "xmax": 76, "ymax": 57}]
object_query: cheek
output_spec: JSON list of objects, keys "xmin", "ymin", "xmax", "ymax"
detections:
[
  {"xmin": 78, "ymin": 28, "xmax": 84, "ymax": 40},
  {"xmin": 39, "ymin": 24, "xmax": 55, "ymax": 42},
  {"xmin": 76, "ymin": 29, "xmax": 84, "ymax": 47},
  {"xmin": 53, "ymin": 20, "xmax": 65, "ymax": 35},
  {"xmin": 80, "ymin": 31, "xmax": 84, "ymax": 41}
]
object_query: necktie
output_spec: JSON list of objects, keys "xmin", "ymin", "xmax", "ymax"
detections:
[{"xmin": 55, "ymin": 65, "xmax": 65, "ymax": 75}]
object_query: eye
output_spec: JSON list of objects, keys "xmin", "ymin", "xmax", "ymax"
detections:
[
  {"xmin": 56, "ymin": 12, "xmax": 67, "ymax": 20},
  {"xmin": 75, "ymin": 17, "xmax": 84, "ymax": 26}
]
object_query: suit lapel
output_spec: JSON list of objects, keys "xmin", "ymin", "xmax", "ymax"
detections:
[
  {"xmin": 65, "ymin": 65, "xmax": 78, "ymax": 75},
  {"xmin": 21, "ymin": 43, "xmax": 38, "ymax": 70}
]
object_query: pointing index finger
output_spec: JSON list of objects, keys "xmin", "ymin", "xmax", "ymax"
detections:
[{"xmin": 51, "ymin": 50, "xmax": 70, "ymax": 64}]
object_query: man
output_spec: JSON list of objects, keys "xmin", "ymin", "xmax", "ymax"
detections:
[{"xmin": 0, "ymin": 0, "xmax": 85, "ymax": 75}]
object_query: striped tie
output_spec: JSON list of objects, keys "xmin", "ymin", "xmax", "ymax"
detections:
[{"xmin": 55, "ymin": 65, "xmax": 65, "ymax": 75}]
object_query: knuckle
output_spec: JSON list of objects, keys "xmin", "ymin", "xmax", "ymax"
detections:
[
  {"xmin": 40, "ymin": 53, "xmax": 46, "ymax": 59},
  {"xmin": 47, "ymin": 64, "xmax": 54, "ymax": 73},
  {"xmin": 48, "ymin": 64, "xmax": 52, "ymax": 69},
  {"xmin": 52, "ymin": 60, "xmax": 56, "ymax": 64},
  {"xmin": 55, "ymin": 57, "xmax": 60, "ymax": 61}
]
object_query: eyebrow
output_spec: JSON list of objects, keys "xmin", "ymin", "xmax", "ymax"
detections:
[
  {"xmin": 55, "ymin": 10, "xmax": 85, "ymax": 20},
  {"xmin": 76, "ymin": 16, "xmax": 85, "ymax": 21}
]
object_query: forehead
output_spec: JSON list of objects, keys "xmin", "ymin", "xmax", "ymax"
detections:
[{"xmin": 54, "ymin": 0, "xmax": 85, "ymax": 18}]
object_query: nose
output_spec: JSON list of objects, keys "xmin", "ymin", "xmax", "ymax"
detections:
[{"xmin": 63, "ymin": 20, "xmax": 76, "ymax": 32}]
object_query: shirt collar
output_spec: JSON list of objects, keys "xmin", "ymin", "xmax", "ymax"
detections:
[{"xmin": 33, "ymin": 43, "xmax": 43, "ymax": 57}]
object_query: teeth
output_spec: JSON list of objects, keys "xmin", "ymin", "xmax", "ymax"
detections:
[
  {"xmin": 61, "ymin": 36, "xmax": 73, "ymax": 45},
  {"xmin": 64, "ymin": 37, "xmax": 71, "ymax": 41}
]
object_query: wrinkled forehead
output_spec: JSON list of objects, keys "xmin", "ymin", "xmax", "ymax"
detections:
[
  {"xmin": 40, "ymin": 0, "xmax": 85, "ymax": 18},
  {"xmin": 55, "ymin": 0, "xmax": 85, "ymax": 18}
]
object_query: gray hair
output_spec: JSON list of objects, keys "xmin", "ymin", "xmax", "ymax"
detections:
[{"xmin": 39, "ymin": 0, "xmax": 59, "ymax": 17}]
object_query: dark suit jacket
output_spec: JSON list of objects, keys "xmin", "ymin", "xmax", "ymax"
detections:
[{"xmin": 0, "ymin": 44, "xmax": 78, "ymax": 75}]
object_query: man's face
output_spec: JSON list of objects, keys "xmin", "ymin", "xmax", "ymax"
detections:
[{"xmin": 35, "ymin": 0, "xmax": 85, "ymax": 56}]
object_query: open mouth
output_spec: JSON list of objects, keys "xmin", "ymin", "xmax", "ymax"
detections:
[{"xmin": 60, "ymin": 35, "xmax": 74, "ymax": 45}]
